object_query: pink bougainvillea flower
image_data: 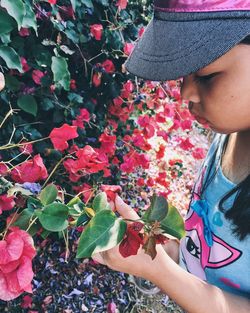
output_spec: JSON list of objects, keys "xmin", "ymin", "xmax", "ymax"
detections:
[
  {"xmin": 49, "ymin": 123, "xmax": 78, "ymax": 151},
  {"xmin": 156, "ymin": 144, "xmax": 166, "ymax": 160},
  {"xmin": 0, "ymin": 227, "xmax": 36, "ymax": 301},
  {"xmin": 92, "ymin": 72, "xmax": 102, "ymax": 87},
  {"xmin": 179, "ymin": 137, "xmax": 194, "ymax": 151},
  {"xmin": 21, "ymin": 294, "xmax": 33, "ymax": 308},
  {"xmin": 70, "ymin": 79, "xmax": 77, "ymax": 90},
  {"xmin": 73, "ymin": 183, "xmax": 93, "ymax": 203},
  {"xmin": 101, "ymin": 59, "xmax": 115, "ymax": 73},
  {"xmin": 19, "ymin": 28, "xmax": 30, "ymax": 37},
  {"xmin": 0, "ymin": 194, "xmax": 15, "ymax": 214},
  {"xmin": 0, "ymin": 162, "xmax": 9, "ymax": 176},
  {"xmin": 11, "ymin": 154, "xmax": 48, "ymax": 183},
  {"xmin": 100, "ymin": 185, "xmax": 122, "ymax": 202},
  {"xmin": 72, "ymin": 108, "xmax": 90, "ymax": 129},
  {"xmin": 116, "ymin": 0, "xmax": 128, "ymax": 10},
  {"xmin": 19, "ymin": 141, "xmax": 33, "ymax": 155},
  {"xmin": 90, "ymin": 24, "xmax": 103, "ymax": 41},
  {"xmin": 99, "ymin": 132, "xmax": 116, "ymax": 156},
  {"xmin": 63, "ymin": 145, "xmax": 109, "ymax": 182},
  {"xmin": 123, "ymin": 42, "xmax": 134, "ymax": 56},
  {"xmin": 32, "ymin": 70, "xmax": 45, "ymax": 85},
  {"xmin": 48, "ymin": 0, "xmax": 57, "ymax": 4},
  {"xmin": 192, "ymin": 147, "xmax": 206, "ymax": 160},
  {"xmin": 21, "ymin": 57, "xmax": 30, "ymax": 72}
]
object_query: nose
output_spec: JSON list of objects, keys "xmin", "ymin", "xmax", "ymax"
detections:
[{"xmin": 180, "ymin": 75, "xmax": 201, "ymax": 104}]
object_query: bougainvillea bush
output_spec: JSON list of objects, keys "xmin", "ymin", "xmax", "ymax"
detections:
[{"xmin": 0, "ymin": 0, "xmax": 210, "ymax": 305}]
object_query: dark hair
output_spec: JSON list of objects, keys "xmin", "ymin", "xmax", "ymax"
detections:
[{"xmin": 199, "ymin": 134, "xmax": 250, "ymax": 241}]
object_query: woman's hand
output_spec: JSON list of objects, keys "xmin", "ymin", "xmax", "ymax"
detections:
[
  {"xmin": 0, "ymin": 73, "xmax": 5, "ymax": 91},
  {"xmin": 92, "ymin": 195, "xmax": 178, "ymax": 280}
]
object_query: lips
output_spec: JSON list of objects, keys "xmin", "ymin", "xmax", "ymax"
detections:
[{"xmin": 194, "ymin": 115, "xmax": 209, "ymax": 126}]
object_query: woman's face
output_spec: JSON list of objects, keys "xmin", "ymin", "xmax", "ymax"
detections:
[{"xmin": 180, "ymin": 44, "xmax": 250, "ymax": 134}]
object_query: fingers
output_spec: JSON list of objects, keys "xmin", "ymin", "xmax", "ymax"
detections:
[
  {"xmin": 0, "ymin": 73, "xmax": 5, "ymax": 91},
  {"xmin": 115, "ymin": 195, "xmax": 140, "ymax": 220},
  {"xmin": 92, "ymin": 252, "xmax": 106, "ymax": 265}
]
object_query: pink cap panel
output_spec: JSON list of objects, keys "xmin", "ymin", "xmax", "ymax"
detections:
[{"xmin": 154, "ymin": 0, "xmax": 250, "ymax": 12}]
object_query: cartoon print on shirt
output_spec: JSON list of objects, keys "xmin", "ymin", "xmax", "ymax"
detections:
[{"xmin": 180, "ymin": 165, "xmax": 242, "ymax": 282}]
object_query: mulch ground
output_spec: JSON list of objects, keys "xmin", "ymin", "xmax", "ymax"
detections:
[{"xmin": 0, "ymin": 229, "xmax": 184, "ymax": 313}]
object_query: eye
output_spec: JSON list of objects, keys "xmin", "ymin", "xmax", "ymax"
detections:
[
  {"xmin": 193, "ymin": 73, "xmax": 218, "ymax": 85},
  {"xmin": 186, "ymin": 236, "xmax": 200, "ymax": 258}
]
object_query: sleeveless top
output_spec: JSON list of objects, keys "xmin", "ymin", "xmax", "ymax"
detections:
[{"xmin": 179, "ymin": 133, "xmax": 250, "ymax": 299}]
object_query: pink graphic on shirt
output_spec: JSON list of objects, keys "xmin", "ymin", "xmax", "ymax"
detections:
[
  {"xmin": 180, "ymin": 165, "xmax": 242, "ymax": 282},
  {"xmin": 181, "ymin": 209, "xmax": 242, "ymax": 281}
]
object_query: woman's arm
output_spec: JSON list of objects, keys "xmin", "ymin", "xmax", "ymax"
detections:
[{"xmin": 93, "ymin": 196, "xmax": 250, "ymax": 313}]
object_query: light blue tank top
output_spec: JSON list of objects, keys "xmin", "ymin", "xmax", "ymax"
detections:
[{"xmin": 179, "ymin": 133, "xmax": 250, "ymax": 299}]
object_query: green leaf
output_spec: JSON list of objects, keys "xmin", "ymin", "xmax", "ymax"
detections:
[
  {"xmin": 13, "ymin": 208, "xmax": 40, "ymax": 236},
  {"xmin": 1, "ymin": 0, "xmax": 25, "ymax": 30},
  {"xmin": 0, "ymin": 10, "xmax": 15, "ymax": 35},
  {"xmin": 5, "ymin": 75, "xmax": 20, "ymax": 91},
  {"xmin": 92, "ymin": 192, "xmax": 110, "ymax": 213},
  {"xmin": 142, "ymin": 194, "xmax": 168, "ymax": 222},
  {"xmin": 22, "ymin": 2, "xmax": 38, "ymax": 34},
  {"xmin": 13, "ymin": 208, "xmax": 33, "ymax": 229},
  {"xmin": 160, "ymin": 204, "xmax": 185, "ymax": 240},
  {"xmin": 39, "ymin": 184, "xmax": 58, "ymax": 206},
  {"xmin": 76, "ymin": 210, "xmax": 127, "ymax": 258},
  {"xmin": 51, "ymin": 56, "xmax": 70, "ymax": 91},
  {"xmin": 83, "ymin": 0, "xmax": 94, "ymax": 9},
  {"xmin": 35, "ymin": 203, "xmax": 69, "ymax": 232},
  {"xmin": 76, "ymin": 212, "xmax": 90, "ymax": 227},
  {"xmin": 0, "ymin": 46, "xmax": 22, "ymax": 72},
  {"xmin": 17, "ymin": 95, "xmax": 38, "ymax": 116}
]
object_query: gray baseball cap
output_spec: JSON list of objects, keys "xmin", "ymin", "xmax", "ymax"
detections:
[{"xmin": 124, "ymin": 0, "xmax": 250, "ymax": 81}]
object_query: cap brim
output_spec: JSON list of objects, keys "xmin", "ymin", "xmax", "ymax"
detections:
[{"xmin": 125, "ymin": 17, "xmax": 250, "ymax": 81}]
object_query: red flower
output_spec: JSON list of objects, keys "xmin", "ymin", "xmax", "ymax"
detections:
[
  {"xmin": 100, "ymin": 185, "xmax": 122, "ymax": 202},
  {"xmin": 72, "ymin": 109, "xmax": 90, "ymax": 129},
  {"xmin": 156, "ymin": 144, "xmax": 165, "ymax": 159},
  {"xmin": 49, "ymin": 123, "xmax": 78, "ymax": 151},
  {"xmin": 21, "ymin": 295, "xmax": 33, "ymax": 308},
  {"xmin": 179, "ymin": 137, "xmax": 194, "ymax": 151},
  {"xmin": 90, "ymin": 24, "xmax": 103, "ymax": 41},
  {"xmin": 192, "ymin": 147, "xmax": 206, "ymax": 160},
  {"xmin": 32, "ymin": 70, "xmax": 45, "ymax": 85},
  {"xmin": 20, "ymin": 57, "xmax": 30, "ymax": 73},
  {"xmin": 19, "ymin": 141, "xmax": 33, "ymax": 155},
  {"xmin": 11, "ymin": 154, "xmax": 48, "ymax": 183},
  {"xmin": 0, "ymin": 163, "xmax": 9, "ymax": 176},
  {"xmin": 116, "ymin": 0, "xmax": 128, "ymax": 10},
  {"xmin": 48, "ymin": 0, "xmax": 57, "ymax": 4},
  {"xmin": 70, "ymin": 79, "xmax": 77, "ymax": 90},
  {"xmin": 63, "ymin": 146, "xmax": 109, "ymax": 182},
  {"xmin": 101, "ymin": 59, "xmax": 115, "ymax": 73},
  {"xmin": 123, "ymin": 42, "xmax": 134, "ymax": 56},
  {"xmin": 99, "ymin": 132, "xmax": 116, "ymax": 156},
  {"xmin": 19, "ymin": 28, "xmax": 30, "ymax": 37},
  {"xmin": 0, "ymin": 194, "xmax": 15, "ymax": 214},
  {"xmin": 119, "ymin": 222, "xmax": 144, "ymax": 258},
  {"xmin": 73, "ymin": 183, "xmax": 93, "ymax": 203},
  {"xmin": 0, "ymin": 227, "xmax": 36, "ymax": 301},
  {"xmin": 92, "ymin": 72, "xmax": 102, "ymax": 87}
]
